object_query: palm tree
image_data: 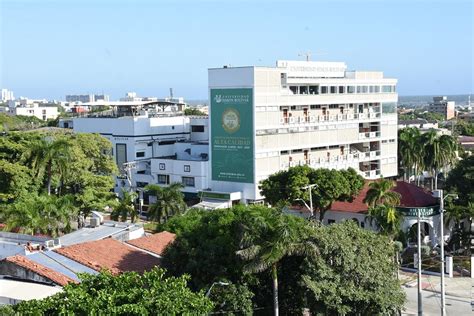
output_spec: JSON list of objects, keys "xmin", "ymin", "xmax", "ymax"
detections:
[
  {"xmin": 399, "ymin": 127, "xmax": 426, "ymax": 184},
  {"xmin": 145, "ymin": 183, "xmax": 186, "ymax": 223},
  {"xmin": 422, "ymin": 131, "xmax": 458, "ymax": 190},
  {"xmin": 366, "ymin": 203, "xmax": 404, "ymax": 240},
  {"xmin": 24, "ymin": 138, "xmax": 71, "ymax": 195},
  {"xmin": 236, "ymin": 208, "xmax": 318, "ymax": 316},
  {"xmin": 111, "ymin": 190, "xmax": 138, "ymax": 222},
  {"xmin": 363, "ymin": 179, "xmax": 401, "ymax": 208}
]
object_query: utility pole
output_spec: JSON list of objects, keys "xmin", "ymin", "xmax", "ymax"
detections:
[
  {"xmin": 417, "ymin": 209, "xmax": 423, "ymax": 316},
  {"xmin": 302, "ymin": 184, "xmax": 317, "ymax": 218},
  {"xmin": 439, "ymin": 190, "xmax": 446, "ymax": 316}
]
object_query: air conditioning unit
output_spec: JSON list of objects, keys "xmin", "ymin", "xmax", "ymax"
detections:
[
  {"xmin": 90, "ymin": 217, "xmax": 100, "ymax": 228},
  {"xmin": 45, "ymin": 240, "xmax": 55, "ymax": 248}
]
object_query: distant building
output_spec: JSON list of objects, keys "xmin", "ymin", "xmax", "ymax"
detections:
[
  {"xmin": 1, "ymin": 89, "xmax": 14, "ymax": 102},
  {"xmin": 14, "ymin": 104, "xmax": 58, "ymax": 121},
  {"xmin": 398, "ymin": 119, "xmax": 437, "ymax": 130},
  {"xmin": 429, "ymin": 96, "xmax": 455, "ymax": 120},
  {"xmin": 66, "ymin": 94, "xmax": 109, "ymax": 103}
]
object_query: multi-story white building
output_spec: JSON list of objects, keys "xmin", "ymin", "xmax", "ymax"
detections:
[
  {"xmin": 208, "ymin": 60, "xmax": 398, "ymax": 203},
  {"xmin": 1, "ymin": 89, "xmax": 14, "ymax": 102},
  {"xmin": 14, "ymin": 104, "xmax": 58, "ymax": 121},
  {"xmin": 73, "ymin": 103, "xmax": 209, "ymax": 203}
]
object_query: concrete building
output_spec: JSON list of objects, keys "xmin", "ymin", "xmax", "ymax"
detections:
[
  {"xmin": 1, "ymin": 89, "xmax": 14, "ymax": 102},
  {"xmin": 429, "ymin": 96, "xmax": 455, "ymax": 120},
  {"xmin": 73, "ymin": 101, "xmax": 209, "ymax": 202},
  {"xmin": 66, "ymin": 94, "xmax": 109, "ymax": 103},
  {"xmin": 14, "ymin": 104, "xmax": 58, "ymax": 121},
  {"xmin": 208, "ymin": 60, "xmax": 398, "ymax": 203}
]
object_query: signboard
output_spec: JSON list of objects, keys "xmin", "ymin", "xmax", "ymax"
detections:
[
  {"xmin": 211, "ymin": 88, "xmax": 254, "ymax": 183},
  {"xmin": 397, "ymin": 206, "xmax": 440, "ymax": 217},
  {"xmin": 199, "ymin": 191, "xmax": 231, "ymax": 200}
]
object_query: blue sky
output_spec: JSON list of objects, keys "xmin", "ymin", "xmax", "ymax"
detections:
[{"xmin": 1, "ymin": 0, "xmax": 472, "ymax": 100}]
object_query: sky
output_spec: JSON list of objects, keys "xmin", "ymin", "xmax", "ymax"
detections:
[{"xmin": 0, "ymin": 0, "xmax": 473, "ymax": 100}]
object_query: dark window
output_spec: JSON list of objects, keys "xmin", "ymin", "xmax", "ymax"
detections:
[
  {"xmin": 321, "ymin": 86, "xmax": 328, "ymax": 94},
  {"xmin": 116, "ymin": 144, "xmax": 127, "ymax": 171},
  {"xmin": 136, "ymin": 151, "xmax": 145, "ymax": 158},
  {"xmin": 184, "ymin": 165, "xmax": 191, "ymax": 172},
  {"xmin": 338, "ymin": 86, "xmax": 345, "ymax": 93},
  {"xmin": 136, "ymin": 182, "xmax": 148, "ymax": 188},
  {"xmin": 159, "ymin": 163, "xmax": 165, "ymax": 170},
  {"xmin": 157, "ymin": 174, "xmax": 169, "ymax": 184},
  {"xmin": 330, "ymin": 86, "xmax": 337, "ymax": 94},
  {"xmin": 327, "ymin": 219, "xmax": 336, "ymax": 225},
  {"xmin": 191, "ymin": 125, "xmax": 205, "ymax": 132},
  {"xmin": 159, "ymin": 140, "xmax": 175, "ymax": 145},
  {"xmin": 182, "ymin": 176, "xmax": 195, "ymax": 187}
]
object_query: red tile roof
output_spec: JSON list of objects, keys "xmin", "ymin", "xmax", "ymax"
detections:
[
  {"xmin": 4, "ymin": 255, "xmax": 75, "ymax": 286},
  {"xmin": 55, "ymin": 238, "xmax": 161, "ymax": 274},
  {"xmin": 330, "ymin": 181, "xmax": 438, "ymax": 214},
  {"xmin": 126, "ymin": 231, "xmax": 176, "ymax": 256}
]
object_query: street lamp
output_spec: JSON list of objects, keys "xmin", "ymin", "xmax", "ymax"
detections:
[
  {"xmin": 433, "ymin": 189, "xmax": 458, "ymax": 316},
  {"xmin": 205, "ymin": 281, "xmax": 229, "ymax": 297}
]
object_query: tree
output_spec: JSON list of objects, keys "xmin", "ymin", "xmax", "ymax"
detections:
[
  {"xmin": 236, "ymin": 207, "xmax": 318, "ymax": 316},
  {"xmin": 1, "ymin": 268, "xmax": 213, "ymax": 315},
  {"xmin": 260, "ymin": 166, "xmax": 364, "ymax": 221},
  {"xmin": 398, "ymin": 127, "xmax": 423, "ymax": 182},
  {"xmin": 363, "ymin": 178, "xmax": 401, "ymax": 208},
  {"xmin": 2, "ymin": 194, "xmax": 76, "ymax": 236},
  {"xmin": 366, "ymin": 203, "xmax": 404, "ymax": 240},
  {"xmin": 0, "ymin": 160, "xmax": 35, "ymax": 201},
  {"xmin": 422, "ymin": 130, "xmax": 458, "ymax": 190},
  {"xmin": 207, "ymin": 281, "xmax": 254, "ymax": 315},
  {"xmin": 145, "ymin": 183, "xmax": 186, "ymax": 223},
  {"xmin": 111, "ymin": 190, "xmax": 138, "ymax": 222},
  {"xmin": 302, "ymin": 221, "xmax": 405, "ymax": 314},
  {"xmin": 24, "ymin": 138, "xmax": 71, "ymax": 195},
  {"xmin": 161, "ymin": 205, "xmax": 405, "ymax": 314},
  {"xmin": 184, "ymin": 108, "xmax": 207, "ymax": 116}
]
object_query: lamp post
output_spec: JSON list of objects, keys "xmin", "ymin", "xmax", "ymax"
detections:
[
  {"xmin": 302, "ymin": 184, "xmax": 317, "ymax": 218},
  {"xmin": 205, "ymin": 281, "xmax": 230, "ymax": 297},
  {"xmin": 434, "ymin": 189, "xmax": 458, "ymax": 316},
  {"xmin": 294, "ymin": 198, "xmax": 312, "ymax": 219}
]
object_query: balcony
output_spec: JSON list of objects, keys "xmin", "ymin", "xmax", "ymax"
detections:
[
  {"xmin": 278, "ymin": 112, "xmax": 381, "ymax": 126},
  {"xmin": 358, "ymin": 131, "xmax": 381, "ymax": 140}
]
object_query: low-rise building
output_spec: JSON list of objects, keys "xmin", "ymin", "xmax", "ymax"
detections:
[{"xmin": 13, "ymin": 104, "xmax": 58, "ymax": 121}]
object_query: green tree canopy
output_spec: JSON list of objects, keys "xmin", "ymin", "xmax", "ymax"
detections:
[
  {"xmin": 1, "ymin": 268, "xmax": 213, "ymax": 315},
  {"xmin": 259, "ymin": 166, "xmax": 365, "ymax": 220}
]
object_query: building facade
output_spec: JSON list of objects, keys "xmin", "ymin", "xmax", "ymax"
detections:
[
  {"xmin": 14, "ymin": 104, "xmax": 58, "ymax": 121},
  {"xmin": 429, "ymin": 96, "xmax": 455, "ymax": 120},
  {"xmin": 1, "ymin": 89, "xmax": 14, "ymax": 102},
  {"xmin": 208, "ymin": 60, "xmax": 398, "ymax": 203}
]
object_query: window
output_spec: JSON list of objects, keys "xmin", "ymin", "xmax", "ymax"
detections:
[
  {"xmin": 290, "ymin": 106, "xmax": 296, "ymax": 110},
  {"xmin": 280, "ymin": 150, "xmax": 289, "ymax": 155},
  {"xmin": 159, "ymin": 163, "xmax": 165, "ymax": 170},
  {"xmin": 382, "ymin": 85, "xmax": 392, "ymax": 93},
  {"xmin": 338, "ymin": 86, "xmax": 345, "ymax": 94},
  {"xmin": 182, "ymin": 176, "xmax": 195, "ymax": 187},
  {"xmin": 375, "ymin": 86, "xmax": 380, "ymax": 93},
  {"xmin": 321, "ymin": 86, "xmax": 328, "ymax": 94},
  {"xmin": 184, "ymin": 165, "xmax": 190, "ymax": 172},
  {"xmin": 136, "ymin": 182, "xmax": 148, "ymax": 188},
  {"xmin": 289, "ymin": 86, "xmax": 298, "ymax": 94},
  {"xmin": 136, "ymin": 151, "xmax": 145, "ymax": 158},
  {"xmin": 381, "ymin": 102, "xmax": 397, "ymax": 114},
  {"xmin": 191, "ymin": 125, "xmax": 205, "ymax": 132},
  {"xmin": 327, "ymin": 219, "xmax": 336, "ymax": 225},
  {"xmin": 347, "ymin": 86, "xmax": 355, "ymax": 93},
  {"xmin": 300, "ymin": 86, "xmax": 308, "ymax": 94},
  {"xmin": 330, "ymin": 86, "xmax": 337, "ymax": 94},
  {"xmin": 116, "ymin": 144, "xmax": 127, "ymax": 171},
  {"xmin": 309, "ymin": 86, "xmax": 318, "ymax": 94},
  {"xmin": 157, "ymin": 174, "xmax": 169, "ymax": 184}
]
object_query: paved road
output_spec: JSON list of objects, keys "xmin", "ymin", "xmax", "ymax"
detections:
[{"xmin": 401, "ymin": 272, "xmax": 473, "ymax": 315}]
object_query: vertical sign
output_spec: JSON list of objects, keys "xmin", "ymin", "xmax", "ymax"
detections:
[{"xmin": 211, "ymin": 88, "xmax": 254, "ymax": 183}]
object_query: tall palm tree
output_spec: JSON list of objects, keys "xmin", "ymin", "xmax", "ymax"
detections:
[
  {"xmin": 24, "ymin": 138, "xmax": 71, "ymax": 195},
  {"xmin": 236, "ymin": 208, "xmax": 318, "ymax": 316},
  {"xmin": 399, "ymin": 127, "xmax": 425, "ymax": 184},
  {"xmin": 422, "ymin": 130, "xmax": 458, "ymax": 190},
  {"xmin": 363, "ymin": 179, "xmax": 401, "ymax": 208},
  {"xmin": 145, "ymin": 183, "xmax": 186, "ymax": 223},
  {"xmin": 111, "ymin": 190, "xmax": 138, "ymax": 223}
]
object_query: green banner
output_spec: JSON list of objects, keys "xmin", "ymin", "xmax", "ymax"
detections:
[
  {"xmin": 397, "ymin": 206, "xmax": 440, "ymax": 217},
  {"xmin": 211, "ymin": 88, "xmax": 254, "ymax": 183}
]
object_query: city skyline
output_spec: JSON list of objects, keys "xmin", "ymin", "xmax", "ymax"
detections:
[{"xmin": 1, "ymin": 0, "xmax": 473, "ymax": 100}]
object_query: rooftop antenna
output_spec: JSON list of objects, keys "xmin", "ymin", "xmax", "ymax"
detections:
[
  {"xmin": 299, "ymin": 51, "xmax": 312, "ymax": 61},
  {"xmin": 299, "ymin": 50, "xmax": 328, "ymax": 62}
]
